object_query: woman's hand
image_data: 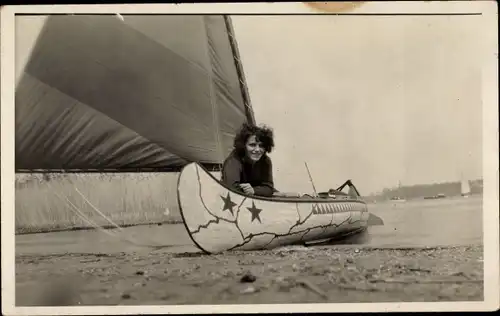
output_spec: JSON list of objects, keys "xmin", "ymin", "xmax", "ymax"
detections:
[{"xmin": 239, "ymin": 183, "xmax": 255, "ymax": 195}]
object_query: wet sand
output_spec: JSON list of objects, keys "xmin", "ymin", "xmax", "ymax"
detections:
[{"xmin": 15, "ymin": 244, "xmax": 483, "ymax": 305}]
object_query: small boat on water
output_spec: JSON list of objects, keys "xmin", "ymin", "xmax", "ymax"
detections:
[
  {"xmin": 390, "ymin": 196, "xmax": 406, "ymax": 203},
  {"xmin": 461, "ymin": 178, "xmax": 471, "ymax": 198},
  {"xmin": 424, "ymin": 193, "xmax": 446, "ymax": 200},
  {"xmin": 15, "ymin": 14, "xmax": 382, "ymax": 253},
  {"xmin": 390, "ymin": 181, "xmax": 406, "ymax": 202}
]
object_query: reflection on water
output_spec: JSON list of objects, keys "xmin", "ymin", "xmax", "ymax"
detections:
[{"xmin": 16, "ymin": 195, "xmax": 483, "ymax": 255}]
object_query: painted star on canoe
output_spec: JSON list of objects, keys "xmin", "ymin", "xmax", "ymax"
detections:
[
  {"xmin": 247, "ymin": 201, "xmax": 262, "ymax": 223},
  {"xmin": 220, "ymin": 193, "xmax": 237, "ymax": 216}
]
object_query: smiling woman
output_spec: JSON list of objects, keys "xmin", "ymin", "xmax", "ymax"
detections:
[
  {"xmin": 221, "ymin": 123, "xmax": 303, "ymax": 198},
  {"xmin": 221, "ymin": 123, "xmax": 276, "ymax": 197}
]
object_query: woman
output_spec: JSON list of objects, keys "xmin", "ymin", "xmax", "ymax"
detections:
[{"xmin": 221, "ymin": 123, "xmax": 301, "ymax": 198}]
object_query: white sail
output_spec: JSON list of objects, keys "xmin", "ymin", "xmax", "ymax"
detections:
[{"xmin": 461, "ymin": 179, "xmax": 471, "ymax": 196}]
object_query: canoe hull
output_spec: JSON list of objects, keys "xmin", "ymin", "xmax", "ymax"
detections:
[{"xmin": 177, "ymin": 163, "xmax": 370, "ymax": 253}]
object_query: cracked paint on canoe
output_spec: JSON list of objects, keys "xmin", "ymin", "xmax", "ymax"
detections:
[{"xmin": 178, "ymin": 163, "xmax": 370, "ymax": 253}]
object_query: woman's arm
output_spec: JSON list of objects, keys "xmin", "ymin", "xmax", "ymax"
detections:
[
  {"xmin": 273, "ymin": 191, "xmax": 302, "ymax": 198},
  {"xmin": 252, "ymin": 158, "xmax": 277, "ymax": 197},
  {"xmin": 221, "ymin": 156, "xmax": 243, "ymax": 192}
]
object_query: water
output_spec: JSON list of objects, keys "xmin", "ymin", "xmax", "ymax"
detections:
[
  {"xmin": 15, "ymin": 195, "xmax": 483, "ymax": 256},
  {"xmin": 354, "ymin": 195, "xmax": 483, "ymax": 248}
]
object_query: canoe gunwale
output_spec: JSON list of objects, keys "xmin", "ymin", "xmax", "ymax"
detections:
[{"xmin": 187, "ymin": 162, "xmax": 367, "ymax": 205}]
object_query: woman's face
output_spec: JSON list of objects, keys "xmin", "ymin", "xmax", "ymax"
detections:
[{"xmin": 245, "ymin": 135, "xmax": 265, "ymax": 163}]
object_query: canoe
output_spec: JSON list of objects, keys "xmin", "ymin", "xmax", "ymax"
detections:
[{"xmin": 177, "ymin": 162, "xmax": 371, "ymax": 254}]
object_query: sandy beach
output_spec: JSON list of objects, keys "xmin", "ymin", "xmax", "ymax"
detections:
[
  {"xmin": 15, "ymin": 244, "xmax": 483, "ymax": 305},
  {"xmin": 14, "ymin": 193, "xmax": 484, "ymax": 305}
]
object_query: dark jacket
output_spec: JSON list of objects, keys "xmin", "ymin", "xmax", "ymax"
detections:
[{"xmin": 221, "ymin": 150, "xmax": 277, "ymax": 197}]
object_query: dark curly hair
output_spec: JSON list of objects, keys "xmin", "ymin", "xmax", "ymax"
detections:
[{"xmin": 233, "ymin": 123, "xmax": 275, "ymax": 158}]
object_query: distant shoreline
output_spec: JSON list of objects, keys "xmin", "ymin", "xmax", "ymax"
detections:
[{"xmin": 365, "ymin": 193, "xmax": 482, "ymax": 203}]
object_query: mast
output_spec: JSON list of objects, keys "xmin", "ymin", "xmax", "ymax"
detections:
[{"xmin": 223, "ymin": 15, "xmax": 256, "ymax": 125}]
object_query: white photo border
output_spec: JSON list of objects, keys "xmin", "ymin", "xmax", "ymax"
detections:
[{"xmin": 2, "ymin": 2, "xmax": 498, "ymax": 314}]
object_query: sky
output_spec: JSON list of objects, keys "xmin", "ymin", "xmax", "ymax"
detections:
[{"xmin": 231, "ymin": 10, "xmax": 483, "ymax": 195}]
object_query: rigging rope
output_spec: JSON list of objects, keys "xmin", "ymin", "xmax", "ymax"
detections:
[{"xmin": 45, "ymin": 181, "xmax": 175, "ymax": 250}]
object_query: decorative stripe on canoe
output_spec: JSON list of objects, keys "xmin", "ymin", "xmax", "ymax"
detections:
[{"xmin": 311, "ymin": 202, "xmax": 362, "ymax": 215}]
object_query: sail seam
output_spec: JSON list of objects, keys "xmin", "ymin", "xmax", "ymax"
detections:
[
  {"xmin": 26, "ymin": 16, "xmax": 217, "ymax": 134},
  {"xmin": 77, "ymin": 14, "xmax": 215, "ymax": 86},
  {"xmin": 23, "ymin": 67, "xmax": 214, "ymax": 160},
  {"xmin": 122, "ymin": 17, "xmax": 248, "ymax": 95},
  {"xmin": 16, "ymin": 73, "xmax": 188, "ymax": 170}
]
